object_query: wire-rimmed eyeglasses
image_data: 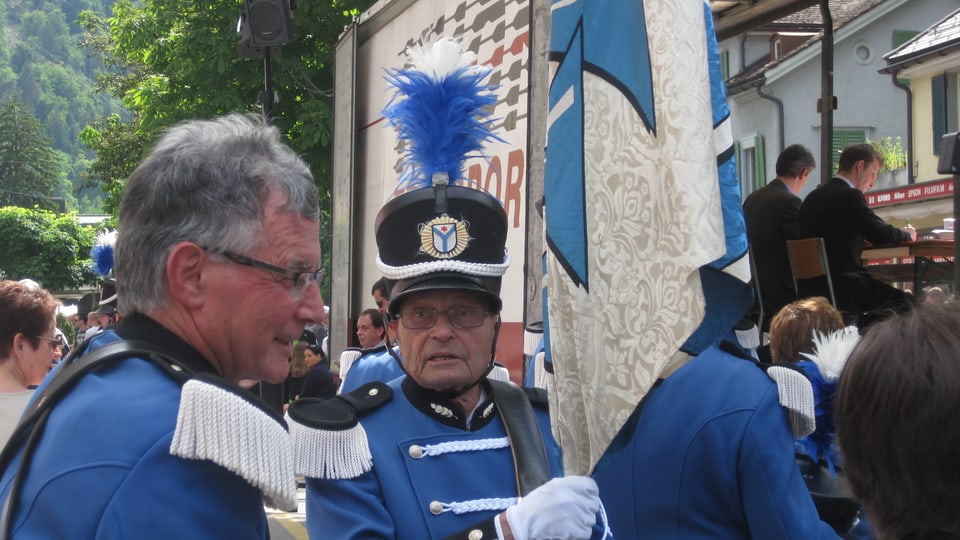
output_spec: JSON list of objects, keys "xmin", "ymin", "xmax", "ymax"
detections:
[
  {"xmin": 395, "ymin": 306, "xmax": 492, "ymax": 330},
  {"xmin": 219, "ymin": 250, "xmax": 324, "ymax": 299}
]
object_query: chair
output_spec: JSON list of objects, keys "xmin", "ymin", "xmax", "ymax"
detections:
[{"xmin": 786, "ymin": 237, "xmax": 837, "ymax": 306}]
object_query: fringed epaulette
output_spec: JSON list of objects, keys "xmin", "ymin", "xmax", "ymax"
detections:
[
  {"xmin": 286, "ymin": 382, "xmax": 392, "ymax": 480},
  {"xmin": 169, "ymin": 374, "xmax": 297, "ymax": 511},
  {"xmin": 763, "ymin": 363, "xmax": 816, "ymax": 438},
  {"xmin": 338, "ymin": 347, "xmax": 363, "ymax": 383},
  {"xmin": 488, "ymin": 363, "xmax": 510, "ymax": 382},
  {"xmin": 521, "ymin": 385, "xmax": 549, "ymax": 410}
]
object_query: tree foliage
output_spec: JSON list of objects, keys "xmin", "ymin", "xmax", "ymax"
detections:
[
  {"xmin": 0, "ymin": 206, "xmax": 97, "ymax": 290},
  {"xmin": 78, "ymin": 0, "xmax": 377, "ymax": 217},
  {"xmin": 0, "ymin": 96, "xmax": 66, "ymax": 211},
  {"xmin": 1, "ymin": 0, "xmax": 121, "ymax": 213}
]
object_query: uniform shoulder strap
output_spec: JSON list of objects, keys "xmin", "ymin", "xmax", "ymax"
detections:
[
  {"xmin": 0, "ymin": 339, "xmax": 191, "ymax": 539},
  {"xmin": 489, "ymin": 379, "xmax": 551, "ymax": 497},
  {"xmin": 3, "ymin": 340, "xmax": 189, "ymax": 467}
]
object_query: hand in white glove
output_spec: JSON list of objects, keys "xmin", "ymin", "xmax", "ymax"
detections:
[{"xmin": 500, "ymin": 476, "xmax": 600, "ymax": 540}]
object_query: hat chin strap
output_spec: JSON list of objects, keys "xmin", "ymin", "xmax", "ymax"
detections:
[{"xmin": 384, "ymin": 317, "xmax": 501, "ymax": 400}]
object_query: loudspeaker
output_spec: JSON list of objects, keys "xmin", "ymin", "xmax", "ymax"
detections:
[
  {"xmin": 237, "ymin": 0, "xmax": 294, "ymax": 58},
  {"xmin": 937, "ymin": 132, "xmax": 960, "ymax": 174}
]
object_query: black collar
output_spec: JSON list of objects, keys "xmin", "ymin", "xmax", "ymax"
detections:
[
  {"xmin": 114, "ymin": 313, "xmax": 218, "ymax": 376},
  {"xmin": 401, "ymin": 377, "xmax": 498, "ymax": 431}
]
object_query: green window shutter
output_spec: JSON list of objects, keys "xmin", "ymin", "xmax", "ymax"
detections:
[
  {"xmin": 720, "ymin": 49, "xmax": 730, "ymax": 81},
  {"xmin": 753, "ymin": 134, "xmax": 765, "ymax": 190},
  {"xmin": 933, "ymin": 74, "xmax": 948, "ymax": 155},
  {"xmin": 892, "ymin": 30, "xmax": 918, "ymax": 48},
  {"xmin": 831, "ymin": 130, "xmax": 866, "ymax": 172},
  {"xmin": 892, "ymin": 31, "xmax": 920, "ymax": 87}
]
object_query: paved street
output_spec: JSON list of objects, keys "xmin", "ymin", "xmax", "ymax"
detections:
[{"xmin": 266, "ymin": 486, "xmax": 307, "ymax": 540}]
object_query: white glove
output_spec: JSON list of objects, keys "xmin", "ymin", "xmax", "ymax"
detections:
[{"xmin": 500, "ymin": 476, "xmax": 600, "ymax": 540}]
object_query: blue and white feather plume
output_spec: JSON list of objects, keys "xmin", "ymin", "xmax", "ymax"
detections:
[
  {"xmin": 91, "ymin": 229, "xmax": 117, "ymax": 277},
  {"xmin": 382, "ymin": 36, "xmax": 502, "ymax": 193},
  {"xmin": 796, "ymin": 327, "xmax": 861, "ymax": 474}
]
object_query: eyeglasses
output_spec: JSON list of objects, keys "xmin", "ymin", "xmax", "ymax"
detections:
[
  {"xmin": 35, "ymin": 334, "xmax": 64, "ymax": 349},
  {"xmin": 396, "ymin": 306, "xmax": 492, "ymax": 330},
  {"xmin": 220, "ymin": 250, "xmax": 324, "ymax": 299}
]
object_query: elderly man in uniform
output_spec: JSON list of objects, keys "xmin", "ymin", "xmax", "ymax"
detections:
[
  {"xmin": 288, "ymin": 37, "xmax": 602, "ymax": 540},
  {"xmin": 0, "ymin": 113, "xmax": 324, "ymax": 538}
]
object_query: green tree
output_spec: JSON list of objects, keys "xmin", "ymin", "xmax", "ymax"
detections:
[
  {"xmin": 0, "ymin": 96, "xmax": 65, "ymax": 211},
  {"xmin": 0, "ymin": 206, "xmax": 96, "ymax": 290},
  {"xmin": 77, "ymin": 0, "xmax": 377, "ymax": 217}
]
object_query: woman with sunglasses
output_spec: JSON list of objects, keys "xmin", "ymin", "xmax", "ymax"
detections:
[{"xmin": 0, "ymin": 280, "xmax": 60, "ymax": 446}]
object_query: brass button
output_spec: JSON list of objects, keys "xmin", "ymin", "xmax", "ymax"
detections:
[
  {"xmin": 408, "ymin": 445, "xmax": 423, "ymax": 459},
  {"xmin": 468, "ymin": 529, "xmax": 483, "ymax": 540},
  {"xmin": 429, "ymin": 501, "xmax": 443, "ymax": 515}
]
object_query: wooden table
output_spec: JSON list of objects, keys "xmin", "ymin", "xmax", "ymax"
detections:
[{"xmin": 862, "ymin": 239, "xmax": 955, "ymax": 292}]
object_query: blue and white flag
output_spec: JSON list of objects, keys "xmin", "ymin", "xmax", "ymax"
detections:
[{"xmin": 544, "ymin": 0, "xmax": 752, "ymax": 475}]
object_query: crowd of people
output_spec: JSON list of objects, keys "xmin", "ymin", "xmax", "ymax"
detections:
[{"xmin": 1, "ymin": 39, "xmax": 958, "ymax": 540}]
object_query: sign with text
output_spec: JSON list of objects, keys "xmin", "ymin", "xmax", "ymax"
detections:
[{"xmin": 867, "ymin": 178, "xmax": 954, "ymax": 208}]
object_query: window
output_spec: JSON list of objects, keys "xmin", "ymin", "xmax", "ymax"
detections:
[
  {"xmin": 738, "ymin": 134, "xmax": 765, "ymax": 196},
  {"xmin": 932, "ymin": 73, "xmax": 958, "ymax": 155},
  {"xmin": 892, "ymin": 30, "xmax": 919, "ymax": 87},
  {"xmin": 831, "ymin": 130, "xmax": 866, "ymax": 172},
  {"xmin": 851, "ymin": 41, "xmax": 873, "ymax": 65}
]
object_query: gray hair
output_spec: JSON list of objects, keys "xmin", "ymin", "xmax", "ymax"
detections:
[{"xmin": 116, "ymin": 113, "xmax": 318, "ymax": 315}]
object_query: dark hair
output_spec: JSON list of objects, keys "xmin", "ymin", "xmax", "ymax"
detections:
[
  {"xmin": 0, "ymin": 280, "xmax": 59, "ymax": 357},
  {"xmin": 768, "ymin": 297, "xmax": 844, "ymax": 362},
  {"xmin": 371, "ymin": 277, "xmax": 392, "ymax": 300},
  {"xmin": 836, "ymin": 143, "xmax": 882, "ymax": 173},
  {"xmin": 775, "ymin": 144, "xmax": 816, "ymax": 178},
  {"xmin": 836, "ymin": 304, "xmax": 960, "ymax": 539},
  {"xmin": 360, "ymin": 308, "xmax": 384, "ymax": 331}
]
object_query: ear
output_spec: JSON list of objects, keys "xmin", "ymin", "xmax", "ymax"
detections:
[
  {"xmin": 166, "ymin": 242, "xmax": 207, "ymax": 310},
  {"xmin": 12, "ymin": 333, "xmax": 29, "ymax": 354},
  {"xmin": 387, "ymin": 317, "xmax": 401, "ymax": 346}
]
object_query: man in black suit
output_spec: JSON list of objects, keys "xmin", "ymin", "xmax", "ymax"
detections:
[
  {"xmin": 798, "ymin": 143, "xmax": 916, "ymax": 316},
  {"xmin": 743, "ymin": 144, "xmax": 816, "ymax": 328}
]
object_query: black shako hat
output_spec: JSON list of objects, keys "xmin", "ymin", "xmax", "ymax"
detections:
[
  {"xmin": 77, "ymin": 292, "xmax": 95, "ymax": 318},
  {"xmin": 374, "ymin": 36, "xmax": 510, "ymax": 317},
  {"xmin": 375, "ymin": 183, "xmax": 509, "ymax": 317},
  {"xmin": 93, "ymin": 278, "xmax": 117, "ymax": 315}
]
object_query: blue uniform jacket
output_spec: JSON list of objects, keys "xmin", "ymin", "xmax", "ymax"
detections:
[
  {"xmin": 0, "ymin": 315, "xmax": 271, "ymax": 539},
  {"xmin": 339, "ymin": 345, "xmax": 404, "ymax": 393},
  {"xmin": 304, "ymin": 376, "xmax": 582, "ymax": 539},
  {"xmin": 593, "ymin": 344, "xmax": 839, "ymax": 539}
]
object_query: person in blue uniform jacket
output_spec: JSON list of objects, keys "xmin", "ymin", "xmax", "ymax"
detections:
[
  {"xmin": 592, "ymin": 337, "xmax": 841, "ymax": 539},
  {"xmin": 287, "ymin": 35, "xmax": 602, "ymax": 540},
  {"xmin": 0, "ymin": 114, "xmax": 326, "ymax": 538},
  {"xmin": 338, "ymin": 343, "xmax": 404, "ymax": 393},
  {"xmin": 288, "ymin": 163, "xmax": 603, "ymax": 540}
]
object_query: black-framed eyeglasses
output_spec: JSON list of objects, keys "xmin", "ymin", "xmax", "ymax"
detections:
[
  {"xmin": 35, "ymin": 334, "xmax": 64, "ymax": 349},
  {"xmin": 396, "ymin": 306, "xmax": 492, "ymax": 330},
  {"xmin": 220, "ymin": 250, "xmax": 324, "ymax": 299}
]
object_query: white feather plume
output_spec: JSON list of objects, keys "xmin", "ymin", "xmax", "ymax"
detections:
[
  {"xmin": 800, "ymin": 327, "xmax": 860, "ymax": 381},
  {"xmin": 404, "ymin": 36, "xmax": 481, "ymax": 81}
]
